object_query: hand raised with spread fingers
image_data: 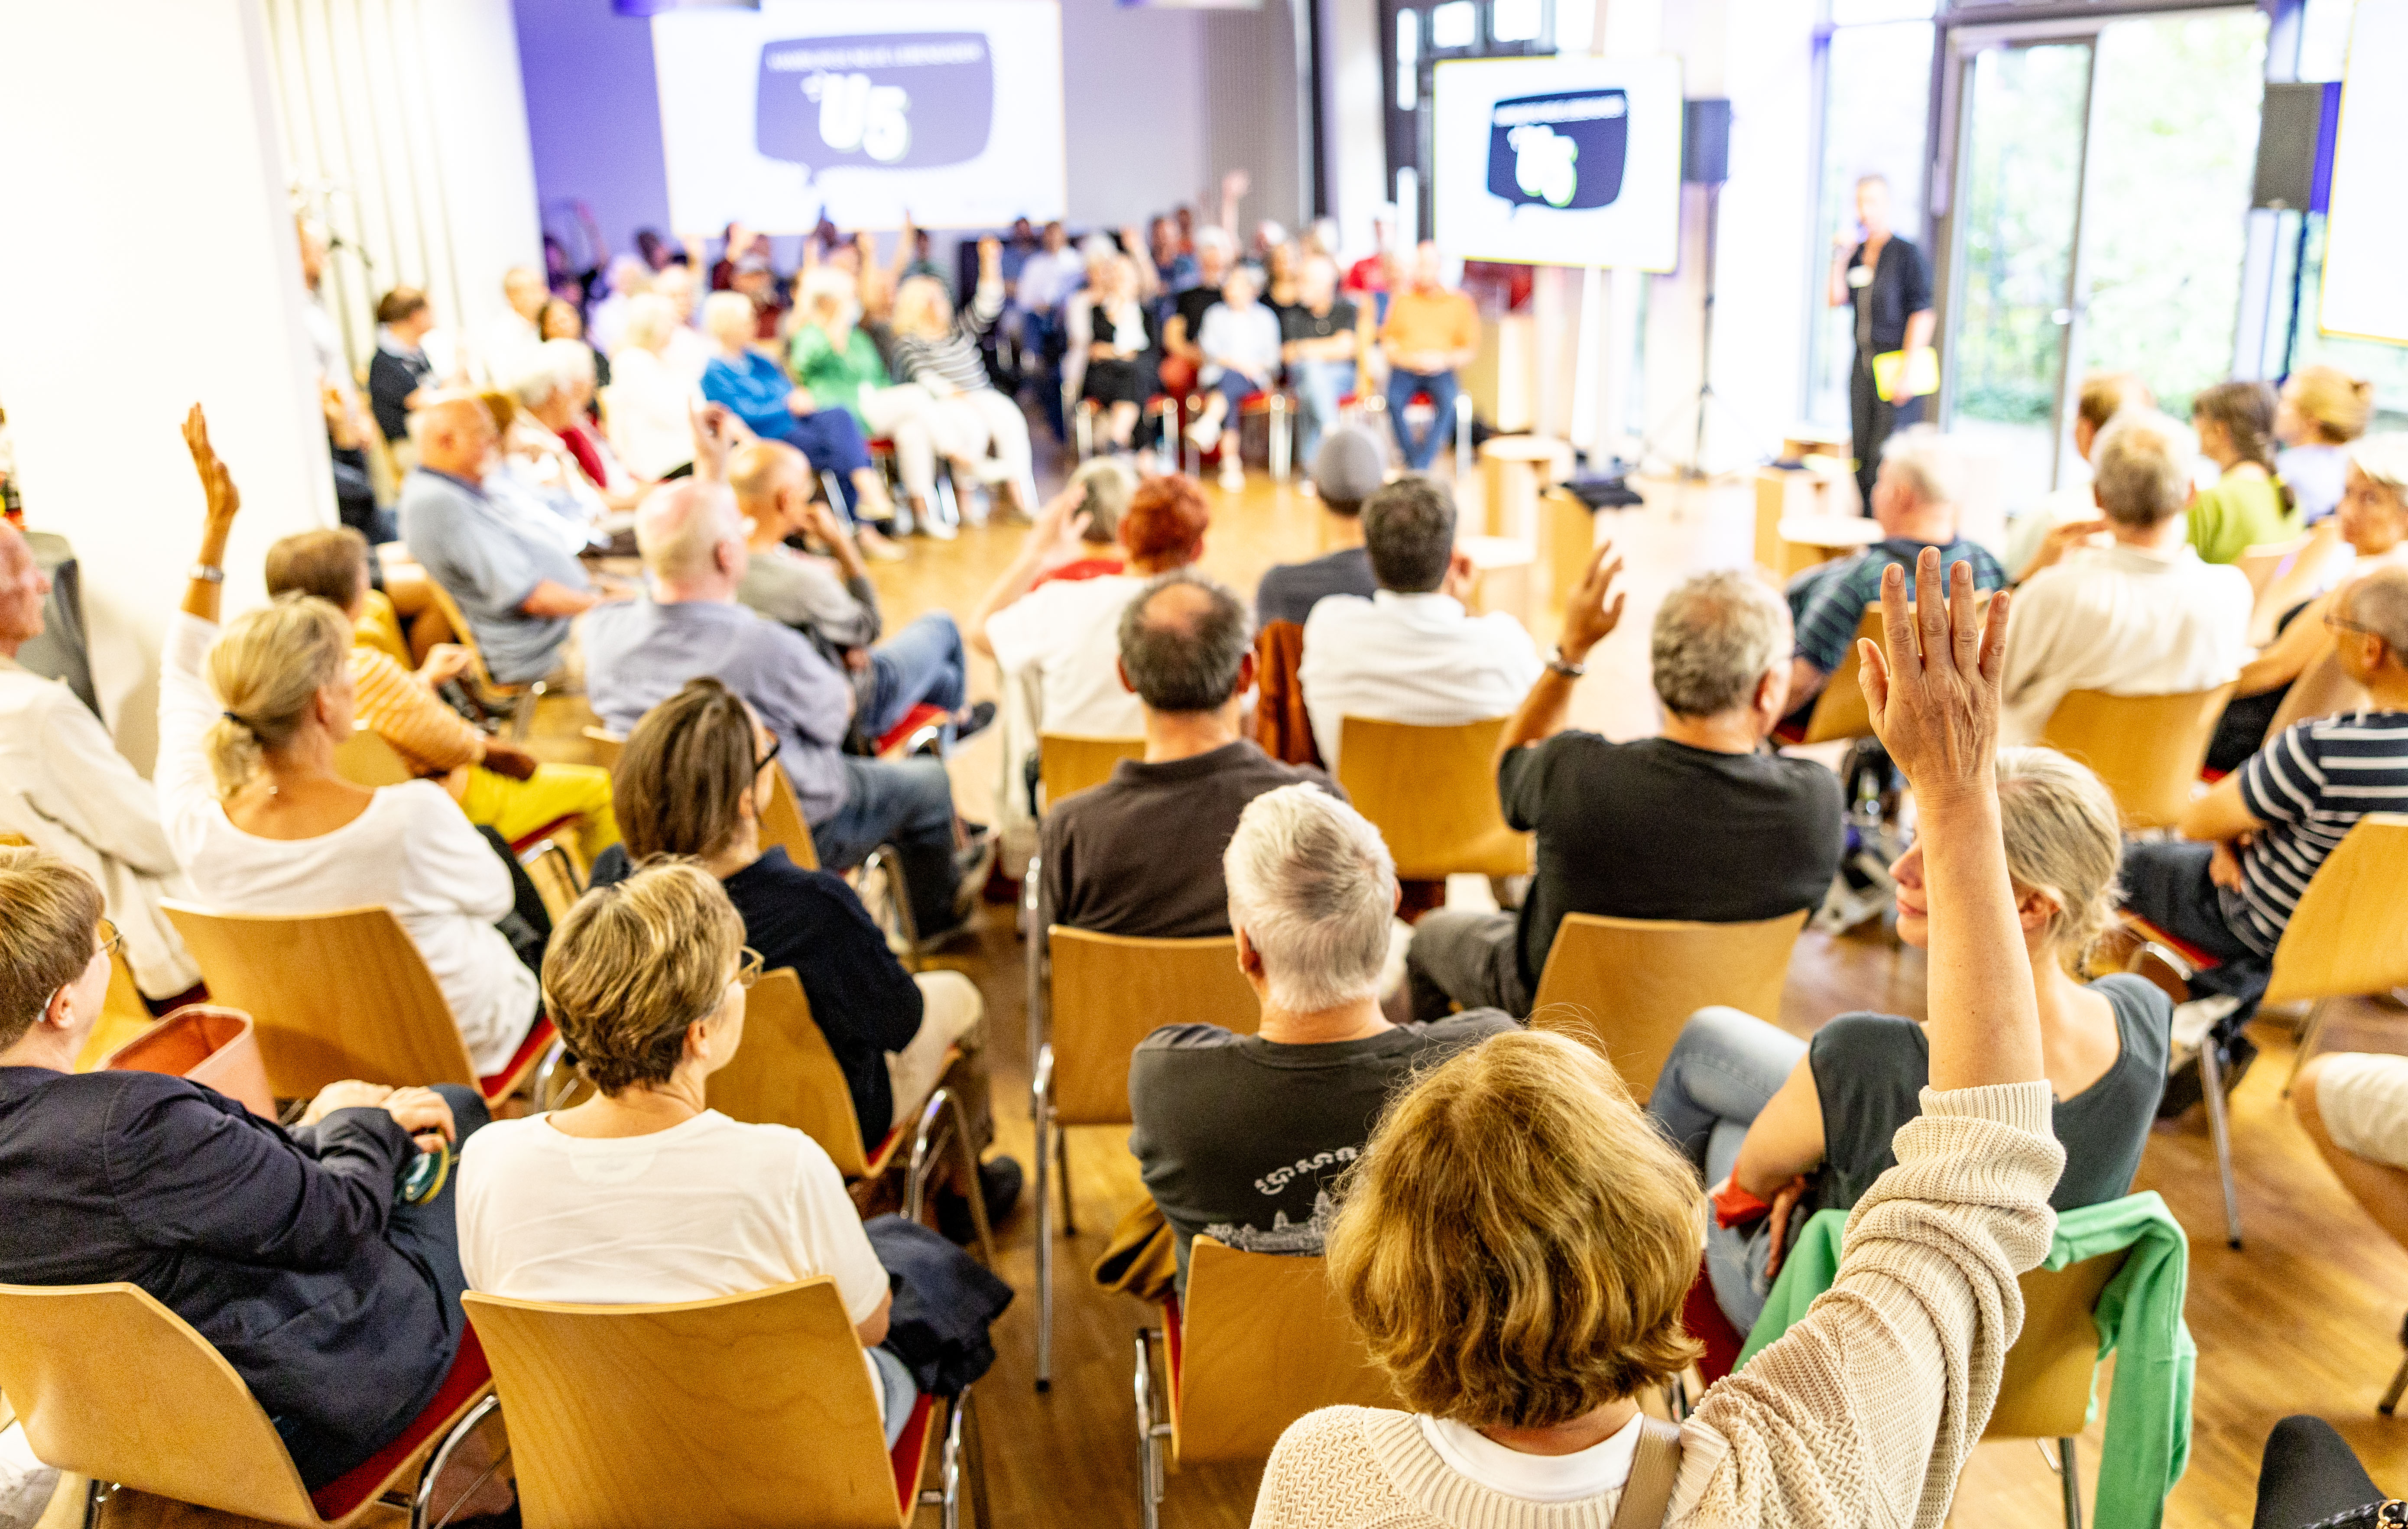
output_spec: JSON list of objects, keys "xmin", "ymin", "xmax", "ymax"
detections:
[{"xmin": 1856, "ymin": 546, "xmax": 2010, "ymax": 807}]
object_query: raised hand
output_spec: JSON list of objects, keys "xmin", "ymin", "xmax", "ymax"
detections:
[
  {"xmin": 182, "ymin": 404, "xmax": 241, "ymax": 530},
  {"xmin": 1557, "ymin": 540, "xmax": 1627, "ymax": 662},
  {"xmin": 1856, "ymin": 549, "xmax": 2009, "ymax": 806}
]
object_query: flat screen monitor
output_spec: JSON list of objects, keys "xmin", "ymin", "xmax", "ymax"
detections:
[
  {"xmin": 1430, "ymin": 55, "xmax": 1684, "ymax": 271},
  {"xmin": 651, "ymin": 0, "xmax": 1067, "ymax": 233}
]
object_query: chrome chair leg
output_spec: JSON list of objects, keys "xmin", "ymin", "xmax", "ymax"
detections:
[
  {"xmin": 1152, "ymin": 398, "xmax": 1178, "ymax": 476},
  {"xmin": 861, "ymin": 844, "xmax": 923, "ymax": 972},
  {"xmin": 1268, "ymin": 393, "xmax": 1291, "ymax": 481},
  {"xmin": 2285, "ymin": 997, "xmax": 2331, "ymax": 1096},
  {"xmin": 1453, "ymin": 392, "xmax": 1473, "ymax": 479},
  {"xmin": 1184, "ymin": 395, "xmax": 1203, "ymax": 478},
  {"xmin": 1134, "ymin": 1327, "xmax": 1171, "ymax": 1529},
  {"xmin": 80, "ymin": 1480, "xmax": 112, "ymax": 1529},
  {"xmin": 530, "ymin": 1035, "xmax": 572, "ymax": 1112},
  {"xmin": 411, "ymin": 1393, "xmax": 503, "ymax": 1529},
  {"xmin": 1033, "ymin": 1045, "xmax": 1056, "ymax": 1393},
  {"xmin": 2056, "ymin": 1436, "xmax": 2083, "ymax": 1529},
  {"xmin": 507, "ymin": 680, "xmax": 544, "ymax": 741},
  {"xmin": 2385, "ymin": 1347, "xmax": 2408, "ymax": 1416},
  {"xmin": 905, "ymin": 1086, "xmax": 997, "ymax": 1267},
  {"xmin": 1055, "ymin": 1123, "xmax": 1076, "ymax": 1237},
  {"xmin": 2198, "ymin": 1034, "xmax": 2244, "ymax": 1249}
]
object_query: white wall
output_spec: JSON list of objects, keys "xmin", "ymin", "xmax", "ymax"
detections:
[
  {"xmin": 1322, "ymin": 0, "xmax": 1389, "ymax": 256},
  {"xmin": 268, "ymin": 0, "xmax": 544, "ymax": 378},
  {"xmin": 0, "ymin": 0, "xmax": 335, "ymax": 770},
  {"xmin": 1060, "ymin": 0, "xmax": 1211, "ymax": 227}
]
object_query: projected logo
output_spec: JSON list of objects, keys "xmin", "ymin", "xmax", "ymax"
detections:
[
  {"xmin": 1484, "ymin": 88, "xmax": 1629, "ymax": 211},
  {"xmin": 756, "ymin": 33, "xmax": 994, "ymax": 171}
]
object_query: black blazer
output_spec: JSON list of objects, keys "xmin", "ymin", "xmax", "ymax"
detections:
[{"xmin": 0, "ymin": 1067, "xmax": 458, "ymax": 1488}]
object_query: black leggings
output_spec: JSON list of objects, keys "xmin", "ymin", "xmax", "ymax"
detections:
[{"xmin": 2255, "ymin": 1415, "xmax": 2388, "ymax": 1528}]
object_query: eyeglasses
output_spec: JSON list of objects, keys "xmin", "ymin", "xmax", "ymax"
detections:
[
  {"xmin": 95, "ymin": 919, "xmax": 121, "ymax": 961},
  {"xmin": 2324, "ymin": 610, "xmax": 2377, "ymax": 640},
  {"xmin": 735, "ymin": 946, "xmax": 764, "ymax": 990},
  {"xmin": 752, "ymin": 737, "xmax": 782, "ymax": 777}
]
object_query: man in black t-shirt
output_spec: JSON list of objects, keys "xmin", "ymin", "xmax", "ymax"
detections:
[
  {"xmin": 1280, "ymin": 254, "xmax": 1363, "ymax": 466},
  {"xmin": 1405, "ymin": 558, "xmax": 1844, "ymax": 1022},
  {"xmin": 1040, "ymin": 571, "xmax": 1338, "ymax": 938},
  {"xmin": 1129, "ymin": 784, "xmax": 1513, "ymax": 1287},
  {"xmin": 1160, "ymin": 227, "xmax": 1235, "ymax": 395}
]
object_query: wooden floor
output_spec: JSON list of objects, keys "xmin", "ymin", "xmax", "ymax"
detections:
[{"xmin": 65, "ymin": 444, "xmax": 2408, "ymax": 1528}]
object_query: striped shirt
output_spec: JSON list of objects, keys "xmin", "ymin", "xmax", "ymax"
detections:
[
  {"xmin": 2226, "ymin": 710, "xmax": 2408, "ymax": 955},
  {"xmin": 892, "ymin": 281, "xmax": 1003, "ymax": 397},
  {"xmin": 1789, "ymin": 537, "xmax": 2009, "ymax": 676},
  {"xmin": 350, "ymin": 646, "xmax": 484, "ymax": 776}
]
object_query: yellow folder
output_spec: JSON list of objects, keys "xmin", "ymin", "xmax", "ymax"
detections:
[{"xmin": 1872, "ymin": 346, "xmax": 1939, "ymax": 403}]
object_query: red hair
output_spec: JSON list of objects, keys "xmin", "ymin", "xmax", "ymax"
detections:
[{"xmin": 1120, "ymin": 474, "xmax": 1211, "ymax": 565}]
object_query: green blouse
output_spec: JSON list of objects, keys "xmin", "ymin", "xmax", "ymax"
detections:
[
  {"xmin": 787, "ymin": 324, "xmax": 892, "ymax": 432},
  {"xmin": 2186, "ymin": 467, "xmax": 2299, "ymax": 565}
]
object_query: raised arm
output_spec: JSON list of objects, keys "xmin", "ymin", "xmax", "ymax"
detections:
[
  {"xmin": 157, "ymin": 407, "xmax": 244, "ymax": 838},
  {"xmin": 1494, "ymin": 541, "xmax": 1623, "ymax": 767}
]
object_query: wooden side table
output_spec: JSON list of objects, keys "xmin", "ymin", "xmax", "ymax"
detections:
[{"xmin": 1478, "ymin": 435, "xmax": 1575, "ymax": 542}]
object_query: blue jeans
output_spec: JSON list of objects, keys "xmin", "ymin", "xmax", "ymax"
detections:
[
  {"xmin": 812, "ymin": 754, "xmax": 961, "ymax": 938},
  {"xmin": 785, "ymin": 409, "xmax": 875, "ymax": 523},
  {"xmin": 1211, "ymin": 368, "xmax": 1268, "ymax": 411},
  {"xmin": 1645, "ymin": 1006, "xmax": 1806, "ymax": 1335},
  {"xmin": 1385, "ymin": 367, "xmax": 1458, "ymax": 472},
  {"xmin": 1292, "ymin": 358, "xmax": 1356, "ymax": 468},
  {"xmin": 2118, "ymin": 839, "xmax": 2273, "ymax": 1022},
  {"xmin": 866, "ymin": 612, "xmax": 968, "ymax": 740}
]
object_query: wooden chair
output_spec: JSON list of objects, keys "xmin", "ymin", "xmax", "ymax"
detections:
[
  {"xmin": 1037, "ymin": 732, "xmax": 1146, "ymax": 808},
  {"xmin": 518, "ymin": 829, "xmax": 587, "ymax": 928},
  {"xmin": 419, "ymin": 577, "xmax": 545, "ymax": 740},
  {"xmin": 332, "ymin": 725, "xmax": 417, "ymax": 788},
  {"xmin": 0, "ymin": 1281, "xmax": 493, "ymax": 1529},
  {"xmin": 707, "ymin": 969, "xmax": 990, "ymax": 1262},
  {"xmin": 1979, "ymin": 1249, "xmax": 2133, "ymax": 1529},
  {"xmin": 161, "ymin": 901, "xmax": 555, "ymax": 1106},
  {"xmin": 2125, "ymin": 814, "xmax": 2408, "ymax": 1250},
  {"xmin": 1028, "ymin": 927, "xmax": 1259, "ymax": 1391},
  {"xmin": 2038, "ymin": 685, "xmax": 2235, "ymax": 830},
  {"xmin": 1791, "ymin": 606, "xmax": 1883, "ymax": 745},
  {"xmin": 1335, "ymin": 715, "xmax": 1529, "ymax": 880},
  {"xmin": 2239, "ymin": 522, "xmax": 2354, "ymax": 648},
  {"xmin": 461, "ymin": 1278, "xmax": 983, "ymax": 1529},
  {"xmin": 1528, "ymin": 910, "xmax": 1810, "ymax": 1097},
  {"xmin": 582, "ymin": 724, "xmax": 622, "ymax": 769},
  {"xmin": 1132, "ymin": 1238, "xmax": 1401, "ymax": 1529}
]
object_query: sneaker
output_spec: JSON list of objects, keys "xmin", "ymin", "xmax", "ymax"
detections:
[
  {"xmin": 951, "ymin": 699, "xmax": 998, "ymax": 744},
  {"xmin": 856, "ymin": 525, "xmax": 908, "ymax": 563},
  {"xmin": 1218, "ymin": 462, "xmax": 1246, "ymax": 492},
  {"xmin": 1187, "ymin": 415, "xmax": 1223, "ymax": 452},
  {"xmin": 938, "ymin": 1155, "xmax": 1025, "ymax": 1243}
]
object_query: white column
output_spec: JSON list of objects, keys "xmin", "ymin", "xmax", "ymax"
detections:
[{"xmin": 0, "ymin": 0, "xmax": 334, "ymax": 771}]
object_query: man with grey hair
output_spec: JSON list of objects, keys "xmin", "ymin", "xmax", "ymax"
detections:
[
  {"xmin": 1999, "ymin": 408, "xmax": 2252, "ymax": 743},
  {"xmin": 1405, "ymin": 549, "xmax": 1843, "ymax": 1022},
  {"xmin": 584, "ymin": 454, "xmax": 983, "ymax": 942},
  {"xmin": 1128, "ymin": 784, "xmax": 1513, "ymax": 1286},
  {"xmin": 1298, "ymin": 475, "xmax": 1543, "ymax": 772},
  {"xmin": 1039, "ymin": 572, "xmax": 1337, "ymax": 938},
  {"xmin": 1785, "ymin": 425, "xmax": 2008, "ymax": 716}
]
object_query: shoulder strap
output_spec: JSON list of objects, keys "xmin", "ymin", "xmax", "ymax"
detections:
[{"xmin": 1610, "ymin": 1415, "xmax": 1685, "ymax": 1529}]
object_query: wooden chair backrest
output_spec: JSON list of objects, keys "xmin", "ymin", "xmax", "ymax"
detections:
[
  {"xmin": 1798, "ymin": 606, "xmax": 1885, "ymax": 745},
  {"xmin": 520, "ymin": 841, "xmax": 585, "ymax": 928},
  {"xmin": 419, "ymin": 576, "xmax": 506, "ymax": 693},
  {"xmin": 77, "ymin": 950, "xmax": 159, "ymax": 1071},
  {"xmin": 2265, "ymin": 814, "xmax": 2408, "ymax": 1008},
  {"xmin": 1048, "ymin": 928, "xmax": 1258, "ymax": 1126},
  {"xmin": 464, "ymin": 1279, "xmax": 902, "ymax": 1529},
  {"xmin": 1173, "ymin": 1238, "xmax": 1402, "ymax": 1464},
  {"xmin": 583, "ymin": 726, "xmax": 623, "ymax": 768},
  {"xmin": 332, "ymin": 724, "xmax": 418, "ymax": 789},
  {"xmin": 2245, "ymin": 523, "xmax": 2355, "ymax": 647},
  {"xmin": 1529, "ymin": 911, "xmax": 1809, "ymax": 1096},
  {"xmin": 759, "ymin": 767, "xmax": 822, "ymax": 872},
  {"xmin": 704, "ymin": 967, "xmax": 870, "ymax": 1177},
  {"xmin": 1336, "ymin": 715, "xmax": 1529, "ymax": 880},
  {"xmin": 160, "ymin": 900, "xmax": 476, "ymax": 1096},
  {"xmin": 2265, "ymin": 647, "xmax": 2367, "ymax": 743},
  {"xmin": 1039, "ymin": 733, "xmax": 1146, "ymax": 808},
  {"xmin": 0, "ymin": 1282, "xmax": 319, "ymax": 1525},
  {"xmin": 2038, "ymin": 685, "xmax": 2235, "ymax": 831},
  {"xmin": 1982, "ymin": 1249, "xmax": 2130, "ymax": 1440}
]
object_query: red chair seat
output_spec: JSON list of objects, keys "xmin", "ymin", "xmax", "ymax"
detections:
[
  {"xmin": 309, "ymin": 1326, "xmax": 492, "ymax": 1522},
  {"xmin": 889, "ymin": 1392, "xmax": 939, "ymax": 1510},
  {"xmin": 1681, "ymin": 1258, "xmax": 1747, "ymax": 1387},
  {"xmin": 867, "ymin": 437, "xmax": 897, "ymax": 454},
  {"xmin": 2126, "ymin": 913, "xmax": 2222, "ymax": 974},
  {"xmin": 506, "ymin": 815, "xmax": 581, "ymax": 856},
  {"xmin": 480, "ymin": 1016, "xmax": 558, "ymax": 1104},
  {"xmin": 875, "ymin": 702, "xmax": 950, "ymax": 757}
]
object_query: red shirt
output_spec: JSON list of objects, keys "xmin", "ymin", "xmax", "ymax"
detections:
[
  {"xmin": 560, "ymin": 423, "xmax": 609, "ymax": 490},
  {"xmin": 1344, "ymin": 255, "xmax": 1391, "ymax": 295},
  {"xmin": 1031, "ymin": 556, "xmax": 1126, "ymax": 590}
]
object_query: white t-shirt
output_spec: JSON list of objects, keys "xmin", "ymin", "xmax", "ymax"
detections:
[
  {"xmin": 1417, "ymin": 1410, "xmax": 1645, "ymax": 1503},
  {"xmin": 1298, "ymin": 590, "xmax": 1545, "ymax": 773},
  {"xmin": 154, "ymin": 614, "xmax": 538, "ymax": 1075},
  {"xmin": 457, "ymin": 1110, "xmax": 890, "ymax": 1397},
  {"xmin": 1998, "ymin": 540, "xmax": 2253, "ymax": 746},
  {"xmin": 984, "ymin": 574, "xmax": 1149, "ymax": 738}
]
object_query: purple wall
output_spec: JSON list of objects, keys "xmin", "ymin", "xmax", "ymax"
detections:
[{"xmin": 513, "ymin": 0, "xmax": 672, "ymax": 264}]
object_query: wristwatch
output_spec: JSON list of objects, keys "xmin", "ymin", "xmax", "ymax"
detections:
[
  {"xmin": 188, "ymin": 564, "xmax": 225, "ymax": 584},
  {"xmin": 1547, "ymin": 646, "xmax": 1587, "ymax": 679}
]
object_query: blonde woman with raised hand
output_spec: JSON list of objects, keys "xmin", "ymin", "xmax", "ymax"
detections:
[
  {"xmin": 1252, "ymin": 551, "xmax": 2065, "ymax": 1527},
  {"xmin": 157, "ymin": 407, "xmax": 541, "ymax": 1075}
]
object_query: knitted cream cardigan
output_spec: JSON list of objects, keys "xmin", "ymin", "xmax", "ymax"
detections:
[{"xmin": 1250, "ymin": 1082, "xmax": 2064, "ymax": 1529}]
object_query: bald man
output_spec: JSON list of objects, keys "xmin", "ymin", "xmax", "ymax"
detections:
[
  {"xmin": 728, "ymin": 440, "xmax": 984, "ymax": 746},
  {"xmin": 474, "ymin": 265, "xmax": 551, "ymax": 386},
  {"xmin": 583, "ymin": 477, "xmax": 982, "ymax": 941},
  {"xmin": 399, "ymin": 392, "xmax": 606, "ymax": 684}
]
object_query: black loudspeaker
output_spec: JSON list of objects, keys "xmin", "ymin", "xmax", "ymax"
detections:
[
  {"xmin": 1683, "ymin": 98, "xmax": 1733, "ymax": 185},
  {"xmin": 2252, "ymin": 81, "xmax": 2336, "ymax": 211}
]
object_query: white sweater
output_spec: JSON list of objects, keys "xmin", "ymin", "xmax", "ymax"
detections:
[
  {"xmin": 156, "ymin": 613, "xmax": 538, "ymax": 1074},
  {"xmin": 1249, "ymin": 1082, "xmax": 2064, "ymax": 1529}
]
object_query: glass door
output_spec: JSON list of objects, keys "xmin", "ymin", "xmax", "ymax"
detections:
[{"xmin": 1937, "ymin": 9, "xmax": 2268, "ymax": 509}]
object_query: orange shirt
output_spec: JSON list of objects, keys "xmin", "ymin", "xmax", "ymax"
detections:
[
  {"xmin": 1378, "ymin": 287, "xmax": 1480, "ymax": 360},
  {"xmin": 349, "ymin": 645, "xmax": 484, "ymax": 775}
]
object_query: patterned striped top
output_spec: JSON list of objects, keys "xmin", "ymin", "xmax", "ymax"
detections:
[
  {"xmin": 2228, "ymin": 709, "xmax": 2408, "ymax": 955},
  {"xmin": 891, "ymin": 281, "xmax": 1003, "ymax": 397},
  {"xmin": 1788, "ymin": 537, "xmax": 2009, "ymax": 676},
  {"xmin": 350, "ymin": 645, "xmax": 484, "ymax": 776}
]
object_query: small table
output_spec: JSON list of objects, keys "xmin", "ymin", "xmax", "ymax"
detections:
[
  {"xmin": 1479, "ymin": 435, "xmax": 1575, "ymax": 542},
  {"xmin": 1458, "ymin": 536, "xmax": 1537, "ymax": 624}
]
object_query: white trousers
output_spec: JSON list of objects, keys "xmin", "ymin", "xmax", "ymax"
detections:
[
  {"xmin": 932, "ymin": 388, "xmax": 1035, "ymax": 501},
  {"xmin": 855, "ymin": 383, "xmax": 944, "ymax": 498},
  {"xmin": 886, "ymin": 968, "xmax": 987, "ymax": 1131}
]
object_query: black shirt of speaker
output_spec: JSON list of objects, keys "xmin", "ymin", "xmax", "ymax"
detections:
[{"xmin": 1683, "ymin": 97, "xmax": 1733, "ymax": 185}]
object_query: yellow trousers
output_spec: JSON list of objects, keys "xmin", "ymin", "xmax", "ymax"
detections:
[{"xmin": 455, "ymin": 762, "xmax": 620, "ymax": 866}]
